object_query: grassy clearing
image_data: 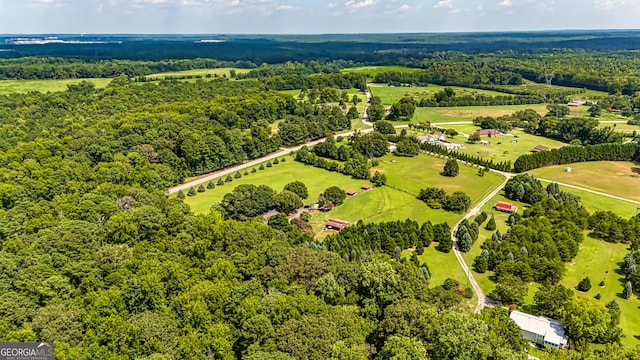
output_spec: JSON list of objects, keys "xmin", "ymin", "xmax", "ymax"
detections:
[
  {"xmin": 183, "ymin": 159, "xmax": 370, "ymax": 214},
  {"xmin": 598, "ymin": 122, "xmax": 640, "ymax": 134},
  {"xmin": 341, "ymin": 66, "xmax": 420, "ymax": 80},
  {"xmin": 560, "ymin": 237, "xmax": 640, "ymax": 348},
  {"xmin": 0, "ymin": 78, "xmax": 112, "ymax": 94},
  {"xmin": 309, "ymin": 186, "xmax": 454, "ymax": 232},
  {"xmin": 529, "ymin": 161, "xmax": 640, "ymax": 202},
  {"xmin": 403, "ymin": 104, "xmax": 552, "ymax": 126},
  {"xmin": 373, "ymin": 153, "xmax": 504, "ymax": 202},
  {"xmin": 369, "ymin": 83, "xmax": 511, "ymax": 106},
  {"xmin": 143, "ymin": 67, "xmax": 249, "ymax": 80},
  {"xmin": 461, "ymin": 188, "xmax": 640, "ymax": 347},
  {"xmin": 444, "ymin": 125, "xmax": 567, "ymax": 164},
  {"xmin": 539, "ymin": 181, "xmax": 639, "ymax": 218}
]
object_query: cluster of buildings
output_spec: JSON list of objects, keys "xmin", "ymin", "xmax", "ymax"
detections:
[{"xmin": 416, "ymin": 132, "xmax": 463, "ymax": 150}]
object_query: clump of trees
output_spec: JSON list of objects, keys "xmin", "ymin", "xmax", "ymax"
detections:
[
  {"xmin": 442, "ymin": 159, "xmax": 459, "ymax": 177},
  {"xmin": 417, "ymin": 187, "xmax": 471, "ymax": 213}
]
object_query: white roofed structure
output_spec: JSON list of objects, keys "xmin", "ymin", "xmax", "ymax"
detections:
[{"xmin": 509, "ymin": 310, "xmax": 569, "ymax": 349}]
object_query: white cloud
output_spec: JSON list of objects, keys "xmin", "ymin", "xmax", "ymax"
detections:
[
  {"xmin": 345, "ymin": 0, "xmax": 375, "ymax": 9},
  {"xmin": 434, "ymin": 0, "xmax": 454, "ymax": 9},
  {"xmin": 398, "ymin": 4, "xmax": 409, "ymax": 11},
  {"xmin": 328, "ymin": 2, "xmax": 337, "ymax": 8},
  {"xmin": 594, "ymin": 0, "xmax": 625, "ymax": 10},
  {"xmin": 498, "ymin": 0, "xmax": 513, "ymax": 7},
  {"xmin": 275, "ymin": 4, "xmax": 296, "ymax": 10}
]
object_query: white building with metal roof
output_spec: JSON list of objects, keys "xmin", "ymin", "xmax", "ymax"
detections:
[{"xmin": 509, "ymin": 310, "xmax": 569, "ymax": 349}]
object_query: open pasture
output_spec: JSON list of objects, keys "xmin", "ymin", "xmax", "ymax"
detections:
[
  {"xmin": 369, "ymin": 83, "xmax": 512, "ymax": 106},
  {"xmin": 560, "ymin": 237, "xmax": 640, "ymax": 348},
  {"xmin": 529, "ymin": 161, "xmax": 640, "ymax": 202},
  {"xmin": 341, "ymin": 65, "xmax": 421, "ymax": 80},
  {"xmin": 0, "ymin": 78, "xmax": 112, "ymax": 94},
  {"xmin": 372, "ymin": 153, "xmax": 504, "ymax": 200},
  {"xmin": 443, "ymin": 125, "xmax": 567, "ymax": 164},
  {"xmin": 143, "ymin": 67, "xmax": 249, "ymax": 80}
]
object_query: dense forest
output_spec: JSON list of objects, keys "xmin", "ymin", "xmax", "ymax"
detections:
[{"xmin": 2, "ymin": 32, "xmax": 640, "ymax": 358}]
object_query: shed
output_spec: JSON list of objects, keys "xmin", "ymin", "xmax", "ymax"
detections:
[
  {"xmin": 346, "ymin": 190, "xmax": 358, "ymax": 196},
  {"xmin": 495, "ymin": 201, "xmax": 518, "ymax": 213},
  {"xmin": 531, "ymin": 145, "xmax": 550, "ymax": 152},
  {"xmin": 326, "ymin": 219, "xmax": 349, "ymax": 231},
  {"xmin": 361, "ymin": 184, "xmax": 372, "ymax": 191}
]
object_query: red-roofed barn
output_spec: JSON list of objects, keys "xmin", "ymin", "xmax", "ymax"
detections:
[
  {"xmin": 495, "ymin": 201, "xmax": 518, "ymax": 213},
  {"xmin": 326, "ymin": 219, "xmax": 349, "ymax": 231}
]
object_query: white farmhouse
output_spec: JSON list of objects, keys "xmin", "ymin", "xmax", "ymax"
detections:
[{"xmin": 509, "ymin": 310, "xmax": 569, "ymax": 349}]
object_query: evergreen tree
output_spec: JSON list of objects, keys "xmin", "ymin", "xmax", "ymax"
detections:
[
  {"xmin": 225, "ymin": 174, "xmax": 233, "ymax": 182},
  {"xmin": 623, "ymin": 281, "xmax": 633, "ymax": 299},
  {"xmin": 577, "ymin": 277, "xmax": 592, "ymax": 292},
  {"xmin": 234, "ymin": 171, "xmax": 242, "ymax": 178},
  {"xmin": 187, "ymin": 187, "xmax": 196, "ymax": 196},
  {"xmin": 177, "ymin": 190, "xmax": 186, "ymax": 199},
  {"xmin": 251, "ymin": 167, "xmax": 257, "ymax": 173},
  {"xmin": 217, "ymin": 178, "xmax": 225, "ymax": 186},
  {"xmin": 244, "ymin": 170, "xmax": 249, "ymax": 176},
  {"xmin": 207, "ymin": 180, "xmax": 215, "ymax": 189},
  {"xmin": 273, "ymin": 157, "xmax": 280, "ymax": 164},
  {"xmin": 197, "ymin": 184, "xmax": 206, "ymax": 192},
  {"xmin": 266, "ymin": 161, "xmax": 272, "ymax": 167},
  {"xmin": 486, "ymin": 217, "xmax": 497, "ymax": 230},
  {"xmin": 259, "ymin": 164, "xmax": 265, "ymax": 170}
]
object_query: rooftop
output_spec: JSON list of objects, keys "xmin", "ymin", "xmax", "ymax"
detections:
[{"xmin": 510, "ymin": 310, "xmax": 568, "ymax": 347}]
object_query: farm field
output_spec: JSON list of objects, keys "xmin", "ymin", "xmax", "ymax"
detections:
[
  {"xmin": 410, "ymin": 104, "xmax": 551, "ymax": 125},
  {"xmin": 143, "ymin": 67, "xmax": 249, "ymax": 80},
  {"xmin": 369, "ymin": 83, "xmax": 512, "ymax": 105},
  {"xmin": 559, "ymin": 237, "xmax": 640, "ymax": 348},
  {"xmin": 443, "ymin": 125, "xmax": 567, "ymax": 163},
  {"xmin": 183, "ymin": 159, "xmax": 371, "ymax": 214},
  {"xmin": 529, "ymin": 161, "xmax": 640, "ymax": 202},
  {"xmin": 0, "ymin": 77, "xmax": 112, "ymax": 94},
  {"xmin": 341, "ymin": 65, "xmax": 421, "ymax": 80}
]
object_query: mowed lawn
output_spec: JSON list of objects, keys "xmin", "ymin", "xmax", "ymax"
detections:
[
  {"xmin": 373, "ymin": 153, "xmax": 505, "ymax": 201},
  {"xmin": 183, "ymin": 159, "xmax": 372, "ymax": 214},
  {"xmin": 0, "ymin": 78, "xmax": 112, "ymax": 94},
  {"xmin": 310, "ymin": 186, "xmax": 458, "ymax": 233},
  {"xmin": 539, "ymin": 181, "xmax": 639, "ymax": 218},
  {"xmin": 341, "ymin": 65, "xmax": 421, "ymax": 81},
  {"xmin": 445, "ymin": 126, "xmax": 567, "ymax": 164},
  {"xmin": 369, "ymin": 83, "xmax": 511, "ymax": 106},
  {"xmin": 529, "ymin": 161, "xmax": 640, "ymax": 202},
  {"xmin": 560, "ymin": 237, "xmax": 640, "ymax": 348}
]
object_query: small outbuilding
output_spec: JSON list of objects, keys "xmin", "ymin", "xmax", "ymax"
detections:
[
  {"xmin": 361, "ymin": 184, "xmax": 372, "ymax": 191},
  {"xmin": 565, "ymin": 167, "xmax": 572, "ymax": 173},
  {"xmin": 531, "ymin": 145, "xmax": 551, "ymax": 152},
  {"xmin": 346, "ymin": 190, "xmax": 358, "ymax": 196},
  {"xmin": 495, "ymin": 201, "xmax": 518, "ymax": 213},
  {"xmin": 326, "ymin": 219, "xmax": 349, "ymax": 231}
]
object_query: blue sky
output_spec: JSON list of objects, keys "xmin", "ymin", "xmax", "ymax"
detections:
[{"xmin": 0, "ymin": 0, "xmax": 638, "ymax": 34}]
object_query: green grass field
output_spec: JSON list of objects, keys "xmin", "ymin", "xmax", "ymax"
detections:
[
  {"xmin": 341, "ymin": 66, "xmax": 421, "ymax": 81},
  {"xmin": 183, "ymin": 159, "xmax": 371, "ymax": 214},
  {"xmin": 529, "ymin": 161, "xmax": 640, "ymax": 202},
  {"xmin": 143, "ymin": 67, "xmax": 249, "ymax": 80},
  {"xmin": 490, "ymin": 80, "xmax": 608, "ymax": 99},
  {"xmin": 443, "ymin": 125, "xmax": 567, "ymax": 164},
  {"xmin": 560, "ymin": 237, "xmax": 640, "ymax": 348},
  {"xmin": 0, "ymin": 78, "xmax": 113, "ymax": 94},
  {"xmin": 598, "ymin": 121, "xmax": 640, "ymax": 134},
  {"xmin": 407, "ymin": 104, "xmax": 551, "ymax": 125},
  {"xmin": 461, "ymin": 187, "xmax": 640, "ymax": 348},
  {"xmin": 372, "ymin": 153, "xmax": 504, "ymax": 201},
  {"xmin": 369, "ymin": 83, "xmax": 511, "ymax": 106}
]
